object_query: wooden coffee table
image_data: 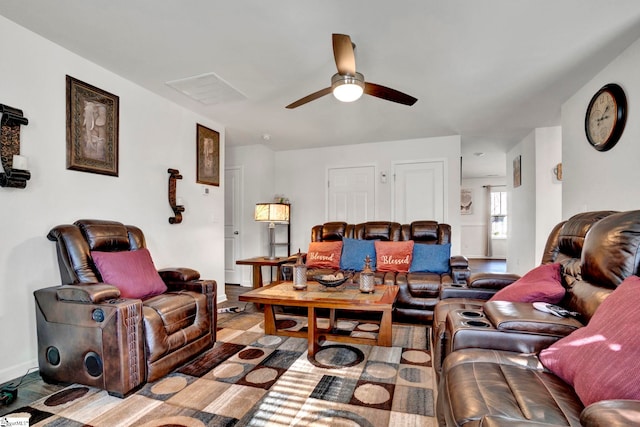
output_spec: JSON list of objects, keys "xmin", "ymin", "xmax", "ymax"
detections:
[{"xmin": 239, "ymin": 281, "xmax": 399, "ymax": 358}]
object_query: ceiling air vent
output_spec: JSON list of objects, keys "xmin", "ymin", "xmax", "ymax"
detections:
[{"xmin": 166, "ymin": 72, "xmax": 247, "ymax": 105}]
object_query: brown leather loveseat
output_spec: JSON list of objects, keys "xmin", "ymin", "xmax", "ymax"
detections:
[
  {"xmin": 436, "ymin": 210, "xmax": 640, "ymax": 426},
  {"xmin": 34, "ymin": 219, "xmax": 216, "ymax": 397},
  {"xmin": 309, "ymin": 220, "xmax": 469, "ymax": 323}
]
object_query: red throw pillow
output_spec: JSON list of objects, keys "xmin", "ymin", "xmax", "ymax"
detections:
[
  {"xmin": 306, "ymin": 241, "xmax": 342, "ymax": 269},
  {"xmin": 488, "ymin": 263, "xmax": 564, "ymax": 303},
  {"xmin": 374, "ymin": 241, "xmax": 414, "ymax": 273},
  {"xmin": 540, "ymin": 275, "xmax": 640, "ymax": 406},
  {"xmin": 91, "ymin": 248, "xmax": 168, "ymax": 299}
]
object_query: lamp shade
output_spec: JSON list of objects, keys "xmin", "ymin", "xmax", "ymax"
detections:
[{"xmin": 255, "ymin": 203, "xmax": 290, "ymax": 223}]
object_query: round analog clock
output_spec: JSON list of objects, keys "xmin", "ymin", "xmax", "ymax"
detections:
[{"xmin": 585, "ymin": 83, "xmax": 627, "ymax": 151}]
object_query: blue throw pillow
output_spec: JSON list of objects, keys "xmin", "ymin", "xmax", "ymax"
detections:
[
  {"xmin": 340, "ymin": 238, "xmax": 377, "ymax": 271},
  {"xmin": 409, "ymin": 243, "xmax": 451, "ymax": 273}
]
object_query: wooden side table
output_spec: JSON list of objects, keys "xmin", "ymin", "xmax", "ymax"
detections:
[{"xmin": 236, "ymin": 256, "xmax": 292, "ymax": 289}]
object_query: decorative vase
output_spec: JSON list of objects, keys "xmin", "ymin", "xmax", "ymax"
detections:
[{"xmin": 359, "ymin": 255, "xmax": 375, "ymax": 293}]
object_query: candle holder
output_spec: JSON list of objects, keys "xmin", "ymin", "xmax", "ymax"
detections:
[
  {"xmin": 359, "ymin": 255, "xmax": 375, "ymax": 293},
  {"xmin": 292, "ymin": 249, "xmax": 307, "ymax": 290}
]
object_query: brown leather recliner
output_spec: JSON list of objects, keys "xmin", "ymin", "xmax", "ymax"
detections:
[{"xmin": 34, "ymin": 219, "xmax": 216, "ymax": 397}]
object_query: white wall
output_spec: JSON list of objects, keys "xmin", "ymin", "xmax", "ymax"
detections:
[
  {"xmin": 460, "ymin": 177, "xmax": 506, "ymax": 258},
  {"xmin": 507, "ymin": 127, "xmax": 562, "ymax": 274},
  {"xmin": 227, "ymin": 136, "xmax": 462, "ymax": 287},
  {"xmin": 226, "ymin": 144, "xmax": 275, "ymax": 286},
  {"xmin": 563, "ymin": 37, "xmax": 640, "ymax": 216},
  {"xmin": 534, "ymin": 127, "xmax": 563, "ymax": 258},
  {"xmin": 0, "ymin": 17, "xmax": 225, "ymax": 383},
  {"xmin": 274, "ymin": 136, "xmax": 462, "ymax": 257}
]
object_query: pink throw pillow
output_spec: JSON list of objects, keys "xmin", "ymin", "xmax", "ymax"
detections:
[
  {"xmin": 540, "ymin": 275, "xmax": 640, "ymax": 406},
  {"xmin": 91, "ymin": 248, "xmax": 167, "ymax": 299},
  {"xmin": 488, "ymin": 263, "xmax": 564, "ymax": 303},
  {"xmin": 306, "ymin": 241, "xmax": 343, "ymax": 269},
  {"xmin": 374, "ymin": 241, "xmax": 414, "ymax": 273}
]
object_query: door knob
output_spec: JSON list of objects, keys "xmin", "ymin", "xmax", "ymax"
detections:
[{"xmin": 234, "ymin": 231, "xmax": 239, "ymax": 235}]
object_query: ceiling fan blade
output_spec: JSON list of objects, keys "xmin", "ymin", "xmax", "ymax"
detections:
[
  {"xmin": 332, "ymin": 33, "xmax": 356, "ymax": 75},
  {"xmin": 364, "ymin": 82, "xmax": 418, "ymax": 106},
  {"xmin": 286, "ymin": 87, "xmax": 333, "ymax": 109}
]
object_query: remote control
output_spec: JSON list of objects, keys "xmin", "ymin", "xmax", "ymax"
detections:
[{"xmin": 545, "ymin": 304, "xmax": 578, "ymax": 318}]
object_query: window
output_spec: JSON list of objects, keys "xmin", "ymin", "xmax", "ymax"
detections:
[{"xmin": 490, "ymin": 191, "xmax": 507, "ymax": 238}]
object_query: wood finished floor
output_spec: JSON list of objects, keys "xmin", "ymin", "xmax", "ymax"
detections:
[{"xmin": 0, "ymin": 258, "xmax": 505, "ymax": 415}]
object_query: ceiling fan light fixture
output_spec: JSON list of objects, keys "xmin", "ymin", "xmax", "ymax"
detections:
[{"xmin": 331, "ymin": 73, "xmax": 364, "ymax": 102}]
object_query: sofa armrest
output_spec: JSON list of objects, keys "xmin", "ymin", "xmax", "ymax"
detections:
[
  {"xmin": 440, "ymin": 284, "xmax": 497, "ymax": 300},
  {"xmin": 449, "ymin": 255, "xmax": 470, "ymax": 284},
  {"xmin": 469, "ymin": 272, "xmax": 520, "ymax": 289},
  {"xmin": 484, "ymin": 301, "xmax": 583, "ymax": 337},
  {"xmin": 169, "ymin": 279, "xmax": 217, "ymax": 295},
  {"xmin": 581, "ymin": 400, "xmax": 640, "ymax": 427},
  {"xmin": 158, "ymin": 267, "xmax": 200, "ymax": 282},
  {"xmin": 56, "ymin": 283, "xmax": 121, "ymax": 303}
]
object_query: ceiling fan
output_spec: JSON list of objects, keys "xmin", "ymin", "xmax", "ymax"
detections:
[{"xmin": 286, "ymin": 33, "xmax": 418, "ymax": 109}]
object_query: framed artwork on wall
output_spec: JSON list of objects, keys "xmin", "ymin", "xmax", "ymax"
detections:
[
  {"xmin": 196, "ymin": 124, "xmax": 219, "ymax": 186},
  {"xmin": 513, "ymin": 155, "xmax": 522, "ymax": 188},
  {"xmin": 460, "ymin": 188, "xmax": 473, "ymax": 215},
  {"xmin": 66, "ymin": 75, "xmax": 119, "ymax": 176}
]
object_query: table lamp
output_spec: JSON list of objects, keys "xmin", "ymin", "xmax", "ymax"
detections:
[{"xmin": 255, "ymin": 202, "xmax": 290, "ymax": 259}]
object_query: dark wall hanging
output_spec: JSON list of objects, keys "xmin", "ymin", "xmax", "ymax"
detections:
[
  {"xmin": 0, "ymin": 104, "xmax": 30, "ymax": 188},
  {"xmin": 168, "ymin": 168, "xmax": 184, "ymax": 224}
]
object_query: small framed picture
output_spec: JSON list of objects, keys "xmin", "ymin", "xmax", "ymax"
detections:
[
  {"xmin": 196, "ymin": 124, "xmax": 220, "ymax": 186},
  {"xmin": 513, "ymin": 155, "xmax": 522, "ymax": 188},
  {"xmin": 66, "ymin": 75, "xmax": 119, "ymax": 176}
]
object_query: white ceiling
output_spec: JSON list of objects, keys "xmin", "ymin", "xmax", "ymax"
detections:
[{"xmin": 2, "ymin": 1, "xmax": 640, "ymax": 178}]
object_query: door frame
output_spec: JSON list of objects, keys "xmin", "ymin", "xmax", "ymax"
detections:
[
  {"xmin": 224, "ymin": 165, "xmax": 244, "ymax": 285},
  {"xmin": 390, "ymin": 158, "xmax": 448, "ymax": 223}
]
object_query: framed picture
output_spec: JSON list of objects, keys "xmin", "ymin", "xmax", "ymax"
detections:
[
  {"xmin": 66, "ymin": 75, "xmax": 119, "ymax": 176},
  {"xmin": 196, "ymin": 124, "xmax": 220, "ymax": 186},
  {"xmin": 460, "ymin": 188, "xmax": 473, "ymax": 215},
  {"xmin": 513, "ymin": 155, "xmax": 522, "ymax": 188}
]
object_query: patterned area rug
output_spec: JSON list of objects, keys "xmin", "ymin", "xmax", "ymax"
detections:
[{"xmin": 5, "ymin": 312, "xmax": 435, "ymax": 426}]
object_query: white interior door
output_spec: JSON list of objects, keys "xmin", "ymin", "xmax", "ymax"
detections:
[
  {"xmin": 328, "ymin": 166, "xmax": 375, "ymax": 223},
  {"xmin": 224, "ymin": 167, "xmax": 242, "ymax": 284},
  {"xmin": 393, "ymin": 160, "xmax": 445, "ymax": 223}
]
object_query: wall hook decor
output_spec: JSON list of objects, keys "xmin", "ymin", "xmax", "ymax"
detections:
[
  {"xmin": 168, "ymin": 168, "xmax": 185, "ymax": 224},
  {"xmin": 0, "ymin": 104, "xmax": 30, "ymax": 188}
]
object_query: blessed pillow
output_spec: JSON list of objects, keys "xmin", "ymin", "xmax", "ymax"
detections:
[
  {"xmin": 488, "ymin": 263, "xmax": 564, "ymax": 303},
  {"xmin": 409, "ymin": 243, "xmax": 451, "ymax": 273},
  {"xmin": 91, "ymin": 248, "xmax": 167, "ymax": 299},
  {"xmin": 340, "ymin": 238, "xmax": 377, "ymax": 271},
  {"xmin": 375, "ymin": 241, "xmax": 414, "ymax": 273},
  {"xmin": 306, "ymin": 241, "xmax": 342, "ymax": 269},
  {"xmin": 540, "ymin": 275, "xmax": 640, "ymax": 406}
]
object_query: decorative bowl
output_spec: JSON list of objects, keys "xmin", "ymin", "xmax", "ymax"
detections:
[{"xmin": 313, "ymin": 275, "xmax": 349, "ymax": 287}]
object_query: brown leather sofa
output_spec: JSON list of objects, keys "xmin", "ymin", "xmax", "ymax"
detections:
[
  {"xmin": 309, "ymin": 220, "xmax": 470, "ymax": 323},
  {"xmin": 34, "ymin": 219, "xmax": 216, "ymax": 397},
  {"xmin": 436, "ymin": 210, "xmax": 640, "ymax": 426}
]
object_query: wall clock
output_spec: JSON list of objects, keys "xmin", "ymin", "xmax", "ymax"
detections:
[{"xmin": 585, "ymin": 83, "xmax": 627, "ymax": 151}]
